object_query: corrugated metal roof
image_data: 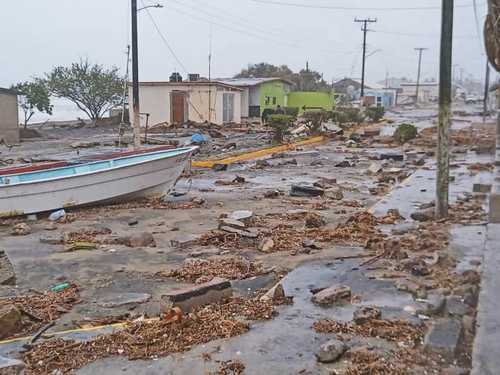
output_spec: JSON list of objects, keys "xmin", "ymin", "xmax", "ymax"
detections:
[
  {"xmin": 216, "ymin": 77, "xmax": 295, "ymax": 87},
  {"xmin": 0, "ymin": 87, "xmax": 20, "ymax": 96},
  {"xmin": 131, "ymin": 81, "xmax": 243, "ymax": 91}
]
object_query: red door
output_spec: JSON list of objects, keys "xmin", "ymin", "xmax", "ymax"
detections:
[{"xmin": 171, "ymin": 92, "xmax": 185, "ymax": 124}]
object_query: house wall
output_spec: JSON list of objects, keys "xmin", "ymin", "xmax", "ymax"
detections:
[
  {"xmin": 0, "ymin": 92, "xmax": 19, "ymax": 144},
  {"xmin": 287, "ymin": 91, "xmax": 335, "ymax": 113},
  {"xmin": 259, "ymin": 81, "xmax": 291, "ymax": 114},
  {"xmin": 129, "ymin": 84, "xmax": 241, "ymax": 126},
  {"xmin": 240, "ymin": 88, "xmax": 250, "ymax": 118},
  {"xmin": 364, "ymin": 89, "xmax": 396, "ymax": 108},
  {"xmin": 401, "ymin": 84, "xmax": 439, "ymax": 102}
]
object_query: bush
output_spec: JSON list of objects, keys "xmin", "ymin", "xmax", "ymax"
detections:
[
  {"xmin": 303, "ymin": 110, "xmax": 327, "ymax": 134},
  {"xmin": 332, "ymin": 107, "xmax": 365, "ymax": 125},
  {"xmin": 284, "ymin": 107, "xmax": 299, "ymax": 117},
  {"xmin": 393, "ymin": 123, "xmax": 418, "ymax": 144},
  {"xmin": 366, "ymin": 106, "xmax": 385, "ymax": 122},
  {"xmin": 269, "ymin": 114, "xmax": 293, "ymax": 143}
]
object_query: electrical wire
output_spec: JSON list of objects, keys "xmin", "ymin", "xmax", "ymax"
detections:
[{"xmin": 249, "ymin": 0, "xmax": 483, "ymax": 11}]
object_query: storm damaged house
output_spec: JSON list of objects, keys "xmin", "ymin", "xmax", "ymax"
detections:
[
  {"xmin": 129, "ymin": 79, "xmax": 243, "ymax": 127},
  {"xmin": 0, "ymin": 88, "xmax": 20, "ymax": 144}
]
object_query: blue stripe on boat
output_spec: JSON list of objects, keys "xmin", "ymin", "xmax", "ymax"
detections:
[{"xmin": 0, "ymin": 148, "xmax": 192, "ymax": 186}]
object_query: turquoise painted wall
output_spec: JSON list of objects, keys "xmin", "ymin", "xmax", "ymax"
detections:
[
  {"xmin": 287, "ymin": 91, "xmax": 335, "ymax": 113},
  {"xmin": 259, "ymin": 81, "xmax": 290, "ymax": 114}
]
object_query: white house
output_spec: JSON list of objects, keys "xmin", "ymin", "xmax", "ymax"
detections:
[
  {"xmin": 129, "ymin": 81, "xmax": 242, "ymax": 127},
  {"xmin": 0, "ymin": 88, "xmax": 19, "ymax": 144},
  {"xmin": 400, "ymin": 82, "xmax": 439, "ymax": 103}
]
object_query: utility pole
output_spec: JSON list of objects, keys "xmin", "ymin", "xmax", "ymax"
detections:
[
  {"xmin": 436, "ymin": 0, "xmax": 454, "ymax": 219},
  {"xmin": 208, "ymin": 24, "xmax": 212, "ymax": 125},
  {"xmin": 131, "ymin": 0, "xmax": 141, "ymax": 149},
  {"xmin": 414, "ymin": 48, "xmax": 428, "ymax": 105},
  {"xmin": 483, "ymin": 60, "xmax": 491, "ymax": 122},
  {"xmin": 354, "ymin": 18, "xmax": 377, "ymax": 100}
]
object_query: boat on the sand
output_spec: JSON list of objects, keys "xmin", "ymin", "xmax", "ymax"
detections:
[{"xmin": 0, "ymin": 147, "xmax": 197, "ymax": 217}]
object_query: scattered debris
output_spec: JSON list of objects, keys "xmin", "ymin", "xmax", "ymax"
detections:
[
  {"xmin": 10, "ymin": 222, "xmax": 31, "ymax": 236},
  {"xmin": 315, "ymin": 338, "xmax": 347, "ymax": 363}
]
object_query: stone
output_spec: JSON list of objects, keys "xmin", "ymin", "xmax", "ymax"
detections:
[
  {"xmin": 212, "ymin": 163, "xmax": 228, "ymax": 171},
  {"xmin": 315, "ymin": 339, "xmax": 347, "ymax": 363},
  {"xmin": 395, "ymin": 279, "xmax": 423, "ymax": 298},
  {"xmin": 335, "ymin": 160, "xmax": 352, "ymax": 168},
  {"xmin": 260, "ymin": 282, "xmax": 285, "ymax": 302},
  {"xmin": 367, "ymin": 162, "xmax": 382, "ymax": 175},
  {"xmin": 171, "ymin": 234, "xmax": 200, "ymax": 249},
  {"xmin": 353, "ymin": 306, "xmax": 382, "ymax": 324},
  {"xmin": 160, "ymin": 277, "xmax": 232, "ymax": 313},
  {"xmin": 290, "ymin": 184, "xmax": 325, "ymax": 197},
  {"xmin": 97, "ymin": 293, "xmax": 151, "ymax": 308},
  {"xmin": 312, "ymin": 285, "xmax": 351, "ymax": 306},
  {"xmin": 410, "ymin": 209, "xmax": 435, "ymax": 222},
  {"xmin": 128, "ymin": 218, "xmax": 139, "ymax": 226},
  {"xmin": 256, "ymin": 159, "xmax": 270, "ymax": 169},
  {"xmin": 0, "ymin": 305, "xmax": 22, "ymax": 340},
  {"xmin": 127, "ymin": 232, "xmax": 156, "ymax": 247},
  {"xmin": 231, "ymin": 273, "xmax": 278, "ymax": 296},
  {"xmin": 258, "ymin": 238, "xmax": 275, "ymax": 253},
  {"xmin": 0, "ymin": 250, "xmax": 15, "ymax": 285},
  {"xmin": 445, "ymin": 296, "xmax": 470, "ymax": 317},
  {"xmin": 10, "ymin": 223, "xmax": 31, "ymax": 236},
  {"xmin": 0, "ymin": 356, "xmax": 25, "ymax": 375},
  {"xmin": 302, "ymin": 239, "xmax": 321, "ymax": 249},
  {"xmin": 219, "ymin": 218, "xmax": 246, "ymax": 230},
  {"xmin": 264, "ymin": 190, "xmax": 281, "ymax": 198},
  {"xmin": 417, "ymin": 292, "xmax": 446, "ymax": 316},
  {"xmin": 305, "ymin": 213, "xmax": 326, "ymax": 228},
  {"xmin": 424, "ymin": 318, "xmax": 463, "ymax": 359},
  {"xmin": 220, "ymin": 226, "xmax": 258, "ymax": 238},
  {"xmin": 229, "ymin": 210, "xmax": 254, "ymax": 223}
]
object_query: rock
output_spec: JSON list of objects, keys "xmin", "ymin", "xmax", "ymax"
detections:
[
  {"xmin": 228, "ymin": 210, "xmax": 254, "ymax": 223},
  {"xmin": 290, "ymin": 184, "xmax": 325, "ymax": 197},
  {"xmin": 219, "ymin": 218, "xmax": 246, "ymax": 230},
  {"xmin": 445, "ymin": 296, "xmax": 470, "ymax": 317},
  {"xmin": 315, "ymin": 339, "xmax": 347, "ymax": 363},
  {"xmin": 395, "ymin": 279, "xmax": 423, "ymax": 298},
  {"xmin": 258, "ymin": 238, "xmax": 275, "ymax": 253},
  {"xmin": 220, "ymin": 226, "xmax": 258, "ymax": 238},
  {"xmin": 127, "ymin": 232, "xmax": 156, "ymax": 247},
  {"xmin": 302, "ymin": 239, "xmax": 321, "ymax": 249},
  {"xmin": 0, "ymin": 305, "xmax": 22, "ymax": 339},
  {"xmin": 416, "ymin": 291, "xmax": 446, "ymax": 316},
  {"xmin": 0, "ymin": 251, "xmax": 15, "ymax": 285},
  {"xmin": 97, "ymin": 293, "xmax": 151, "ymax": 308},
  {"xmin": 256, "ymin": 159, "xmax": 271, "ymax": 169},
  {"xmin": 161, "ymin": 277, "xmax": 232, "ymax": 313},
  {"xmin": 264, "ymin": 190, "xmax": 281, "ymax": 198},
  {"xmin": 424, "ymin": 318, "xmax": 463, "ymax": 359},
  {"xmin": 335, "ymin": 160, "xmax": 352, "ymax": 168},
  {"xmin": 367, "ymin": 162, "xmax": 382, "ymax": 175},
  {"xmin": 310, "ymin": 160, "xmax": 323, "ymax": 166},
  {"xmin": 411, "ymin": 209, "xmax": 435, "ymax": 222},
  {"xmin": 10, "ymin": 223, "xmax": 31, "ymax": 236},
  {"xmin": 353, "ymin": 306, "xmax": 382, "ymax": 324},
  {"xmin": 212, "ymin": 163, "xmax": 228, "ymax": 171},
  {"xmin": 260, "ymin": 283, "xmax": 286, "ymax": 302},
  {"xmin": 128, "ymin": 218, "xmax": 139, "ymax": 226},
  {"xmin": 0, "ymin": 356, "xmax": 25, "ymax": 375},
  {"xmin": 312, "ymin": 285, "xmax": 351, "ymax": 306},
  {"xmin": 170, "ymin": 234, "xmax": 200, "ymax": 249},
  {"xmin": 305, "ymin": 213, "xmax": 326, "ymax": 228}
]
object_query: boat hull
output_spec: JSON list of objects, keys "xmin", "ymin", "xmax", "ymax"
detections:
[{"xmin": 0, "ymin": 148, "xmax": 194, "ymax": 217}]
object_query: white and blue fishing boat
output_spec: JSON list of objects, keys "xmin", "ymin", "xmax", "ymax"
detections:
[{"xmin": 0, "ymin": 147, "xmax": 197, "ymax": 217}]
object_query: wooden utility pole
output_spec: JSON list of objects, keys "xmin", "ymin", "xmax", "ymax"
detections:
[
  {"xmin": 414, "ymin": 48, "xmax": 428, "ymax": 105},
  {"xmin": 354, "ymin": 18, "xmax": 377, "ymax": 99},
  {"xmin": 131, "ymin": 0, "xmax": 141, "ymax": 149},
  {"xmin": 483, "ymin": 60, "xmax": 491, "ymax": 122},
  {"xmin": 436, "ymin": 0, "xmax": 454, "ymax": 219}
]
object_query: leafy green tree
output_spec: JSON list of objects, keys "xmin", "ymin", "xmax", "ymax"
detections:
[
  {"xmin": 46, "ymin": 59, "xmax": 124, "ymax": 121},
  {"xmin": 235, "ymin": 63, "xmax": 294, "ymax": 79},
  {"xmin": 11, "ymin": 79, "xmax": 53, "ymax": 128}
]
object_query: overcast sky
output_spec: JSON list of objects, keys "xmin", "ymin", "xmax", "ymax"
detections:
[{"xmin": 0, "ymin": 0, "xmax": 494, "ymax": 118}]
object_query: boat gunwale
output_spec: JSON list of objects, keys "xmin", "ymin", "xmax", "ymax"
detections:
[{"xmin": 0, "ymin": 147, "xmax": 197, "ymax": 189}]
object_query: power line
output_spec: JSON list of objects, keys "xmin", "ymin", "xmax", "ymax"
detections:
[
  {"xmin": 373, "ymin": 30, "xmax": 477, "ymax": 39},
  {"xmin": 250, "ymin": 0, "xmax": 481, "ymax": 11},
  {"xmin": 141, "ymin": 1, "xmax": 189, "ymax": 74}
]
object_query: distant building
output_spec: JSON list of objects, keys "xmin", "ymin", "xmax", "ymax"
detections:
[
  {"xmin": 0, "ymin": 88, "xmax": 20, "ymax": 144},
  {"xmin": 217, "ymin": 78, "xmax": 294, "ymax": 120},
  {"xmin": 128, "ymin": 81, "xmax": 242, "ymax": 126},
  {"xmin": 400, "ymin": 82, "xmax": 439, "ymax": 103},
  {"xmin": 332, "ymin": 78, "xmax": 396, "ymax": 108}
]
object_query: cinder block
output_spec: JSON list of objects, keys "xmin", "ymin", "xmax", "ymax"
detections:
[{"xmin": 160, "ymin": 277, "xmax": 232, "ymax": 313}]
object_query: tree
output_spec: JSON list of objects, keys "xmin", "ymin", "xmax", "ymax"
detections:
[
  {"xmin": 11, "ymin": 80, "xmax": 53, "ymax": 128},
  {"xmin": 235, "ymin": 62, "xmax": 330, "ymax": 92},
  {"xmin": 46, "ymin": 59, "xmax": 124, "ymax": 121}
]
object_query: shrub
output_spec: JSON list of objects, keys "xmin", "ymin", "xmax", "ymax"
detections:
[
  {"xmin": 366, "ymin": 106, "xmax": 385, "ymax": 122},
  {"xmin": 393, "ymin": 123, "xmax": 418, "ymax": 144},
  {"xmin": 269, "ymin": 114, "xmax": 293, "ymax": 143},
  {"xmin": 332, "ymin": 107, "xmax": 365, "ymax": 125}
]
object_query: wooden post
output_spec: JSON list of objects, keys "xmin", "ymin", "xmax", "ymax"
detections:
[
  {"xmin": 131, "ymin": 0, "xmax": 141, "ymax": 149},
  {"xmin": 436, "ymin": 0, "xmax": 454, "ymax": 218}
]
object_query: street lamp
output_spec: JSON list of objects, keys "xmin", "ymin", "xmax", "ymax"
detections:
[{"xmin": 131, "ymin": 1, "xmax": 163, "ymax": 149}]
